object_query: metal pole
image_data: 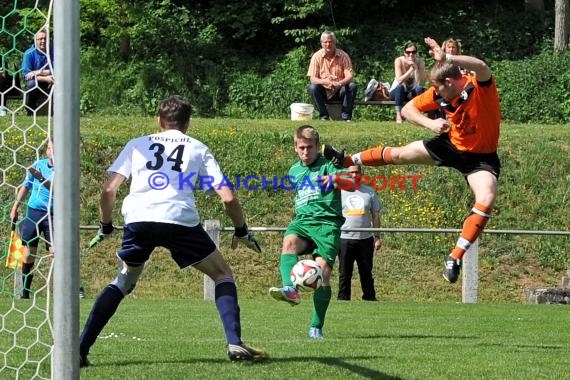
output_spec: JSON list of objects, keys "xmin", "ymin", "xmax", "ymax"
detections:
[
  {"xmin": 216, "ymin": 222, "xmax": 487, "ymax": 303},
  {"xmin": 53, "ymin": 0, "xmax": 80, "ymax": 379},
  {"xmin": 78, "ymin": 223, "xmax": 568, "ymax": 304},
  {"xmin": 203, "ymin": 220, "xmax": 219, "ymax": 300},
  {"xmin": 462, "ymin": 239, "xmax": 479, "ymax": 303},
  {"xmin": 13, "ymin": 269, "xmax": 22, "ymax": 298}
]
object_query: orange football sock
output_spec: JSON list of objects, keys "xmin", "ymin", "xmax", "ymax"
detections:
[
  {"xmin": 357, "ymin": 146, "xmax": 393, "ymax": 166},
  {"xmin": 451, "ymin": 203, "xmax": 492, "ymax": 260}
]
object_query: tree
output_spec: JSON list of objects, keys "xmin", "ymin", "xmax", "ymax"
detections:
[{"xmin": 554, "ymin": 0, "xmax": 569, "ymax": 50}]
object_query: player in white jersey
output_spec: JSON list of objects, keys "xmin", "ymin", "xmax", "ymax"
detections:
[{"xmin": 79, "ymin": 95, "xmax": 268, "ymax": 367}]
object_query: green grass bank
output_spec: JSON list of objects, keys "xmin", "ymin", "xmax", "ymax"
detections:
[{"xmin": 1, "ymin": 116, "xmax": 569, "ymax": 303}]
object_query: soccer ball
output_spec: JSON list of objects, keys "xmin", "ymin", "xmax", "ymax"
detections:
[{"xmin": 291, "ymin": 259, "xmax": 323, "ymax": 291}]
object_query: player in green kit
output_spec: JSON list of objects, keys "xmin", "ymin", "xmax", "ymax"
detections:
[{"xmin": 269, "ymin": 125, "xmax": 355, "ymax": 340}]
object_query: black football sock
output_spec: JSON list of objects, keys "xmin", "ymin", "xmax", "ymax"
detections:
[
  {"xmin": 22, "ymin": 262, "xmax": 34, "ymax": 298},
  {"xmin": 215, "ymin": 278, "xmax": 241, "ymax": 346},
  {"xmin": 79, "ymin": 285, "xmax": 124, "ymax": 356}
]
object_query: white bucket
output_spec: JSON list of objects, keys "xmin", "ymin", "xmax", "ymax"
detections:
[{"xmin": 290, "ymin": 103, "xmax": 314, "ymax": 120}]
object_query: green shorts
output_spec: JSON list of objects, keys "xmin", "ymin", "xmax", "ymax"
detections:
[{"xmin": 284, "ymin": 219, "xmax": 341, "ymax": 267}]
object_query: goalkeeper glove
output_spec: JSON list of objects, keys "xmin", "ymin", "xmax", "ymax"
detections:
[
  {"xmin": 89, "ymin": 221, "xmax": 116, "ymax": 248},
  {"xmin": 230, "ymin": 223, "xmax": 261, "ymax": 253},
  {"xmin": 321, "ymin": 144, "xmax": 347, "ymax": 169}
]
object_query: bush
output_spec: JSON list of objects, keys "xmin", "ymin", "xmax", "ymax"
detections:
[
  {"xmin": 494, "ymin": 47, "xmax": 570, "ymax": 123},
  {"xmin": 76, "ymin": 1, "xmax": 565, "ymax": 121},
  {"xmin": 225, "ymin": 47, "xmax": 311, "ymax": 118},
  {"xmin": 80, "ymin": 47, "xmax": 206, "ymax": 115}
]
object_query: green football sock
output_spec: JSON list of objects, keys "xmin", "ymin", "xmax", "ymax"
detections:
[
  {"xmin": 310, "ymin": 285, "xmax": 332, "ymax": 329},
  {"xmin": 279, "ymin": 253, "xmax": 298, "ymax": 287}
]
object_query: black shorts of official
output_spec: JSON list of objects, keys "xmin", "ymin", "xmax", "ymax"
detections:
[
  {"xmin": 20, "ymin": 207, "xmax": 52, "ymax": 249},
  {"xmin": 117, "ymin": 222, "xmax": 217, "ymax": 269},
  {"xmin": 423, "ymin": 134, "xmax": 501, "ymax": 178}
]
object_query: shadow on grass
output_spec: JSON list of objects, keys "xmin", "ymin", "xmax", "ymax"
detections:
[
  {"xmin": 355, "ymin": 333, "xmax": 476, "ymax": 340},
  {"xmin": 316, "ymin": 356, "xmax": 402, "ymax": 380},
  {"xmin": 472, "ymin": 342, "xmax": 566, "ymax": 351},
  {"xmin": 106, "ymin": 355, "xmax": 402, "ymax": 380}
]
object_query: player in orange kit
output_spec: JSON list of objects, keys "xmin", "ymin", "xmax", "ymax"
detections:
[{"xmin": 321, "ymin": 37, "xmax": 501, "ymax": 284}]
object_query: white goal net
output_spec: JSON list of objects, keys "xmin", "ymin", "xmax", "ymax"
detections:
[{"xmin": 1, "ymin": 2, "xmax": 56, "ymax": 379}]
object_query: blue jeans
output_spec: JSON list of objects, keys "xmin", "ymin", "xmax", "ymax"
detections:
[
  {"xmin": 308, "ymin": 82, "xmax": 357, "ymax": 120},
  {"xmin": 389, "ymin": 84, "xmax": 425, "ymax": 111}
]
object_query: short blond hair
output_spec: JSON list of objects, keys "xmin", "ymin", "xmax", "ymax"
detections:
[
  {"xmin": 294, "ymin": 125, "xmax": 320, "ymax": 145},
  {"xmin": 429, "ymin": 63, "xmax": 462, "ymax": 85}
]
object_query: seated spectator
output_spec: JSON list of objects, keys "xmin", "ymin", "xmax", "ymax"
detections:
[
  {"xmin": 441, "ymin": 38, "xmax": 469, "ymax": 75},
  {"xmin": 389, "ymin": 42, "xmax": 425, "ymax": 124},
  {"xmin": 307, "ymin": 31, "xmax": 357, "ymax": 122},
  {"xmin": 22, "ymin": 28, "xmax": 54, "ymax": 116},
  {"xmin": 441, "ymin": 38, "xmax": 461, "ymax": 55}
]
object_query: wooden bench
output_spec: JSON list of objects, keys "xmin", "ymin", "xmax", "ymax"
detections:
[{"xmin": 325, "ymin": 99, "xmax": 395, "ymax": 120}]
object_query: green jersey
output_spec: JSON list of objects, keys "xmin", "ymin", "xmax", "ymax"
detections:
[{"xmin": 288, "ymin": 155, "xmax": 345, "ymax": 226}]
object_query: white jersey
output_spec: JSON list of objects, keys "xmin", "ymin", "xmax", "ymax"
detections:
[
  {"xmin": 340, "ymin": 184, "xmax": 381, "ymax": 240},
  {"xmin": 108, "ymin": 129, "xmax": 225, "ymax": 227}
]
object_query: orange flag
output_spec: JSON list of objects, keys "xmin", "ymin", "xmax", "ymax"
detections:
[{"xmin": 5, "ymin": 222, "xmax": 25, "ymax": 270}]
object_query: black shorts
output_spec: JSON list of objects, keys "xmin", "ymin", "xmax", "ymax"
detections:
[
  {"xmin": 117, "ymin": 222, "xmax": 217, "ymax": 269},
  {"xmin": 423, "ymin": 134, "xmax": 501, "ymax": 178}
]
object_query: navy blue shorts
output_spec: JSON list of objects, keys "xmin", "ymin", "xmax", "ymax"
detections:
[
  {"xmin": 423, "ymin": 134, "xmax": 501, "ymax": 178},
  {"xmin": 20, "ymin": 207, "xmax": 52, "ymax": 249},
  {"xmin": 117, "ymin": 222, "xmax": 217, "ymax": 268}
]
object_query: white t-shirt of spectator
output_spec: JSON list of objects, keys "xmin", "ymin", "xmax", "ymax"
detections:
[
  {"xmin": 340, "ymin": 184, "xmax": 382, "ymax": 240},
  {"xmin": 108, "ymin": 129, "xmax": 225, "ymax": 227}
]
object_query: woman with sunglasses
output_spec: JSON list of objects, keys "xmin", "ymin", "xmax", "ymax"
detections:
[{"xmin": 389, "ymin": 42, "xmax": 426, "ymax": 124}]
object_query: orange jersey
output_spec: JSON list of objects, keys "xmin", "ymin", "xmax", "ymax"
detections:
[{"xmin": 412, "ymin": 76, "xmax": 501, "ymax": 153}]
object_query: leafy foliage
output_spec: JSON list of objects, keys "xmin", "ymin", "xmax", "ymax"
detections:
[
  {"xmin": 494, "ymin": 46, "xmax": 570, "ymax": 123},
  {"xmin": 3, "ymin": 1, "xmax": 566, "ymax": 121},
  {"xmin": 79, "ymin": 0, "xmax": 567, "ymax": 121},
  {"xmin": 225, "ymin": 47, "xmax": 312, "ymax": 118}
]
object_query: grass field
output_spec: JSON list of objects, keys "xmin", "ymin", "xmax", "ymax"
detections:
[
  {"xmin": 3, "ymin": 299, "xmax": 560, "ymax": 379},
  {"xmin": 4, "ymin": 298, "xmax": 568, "ymax": 379},
  {"xmin": 1, "ymin": 296, "xmax": 569, "ymax": 380}
]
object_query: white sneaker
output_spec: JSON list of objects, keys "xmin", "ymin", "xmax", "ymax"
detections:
[{"xmin": 308, "ymin": 327, "xmax": 324, "ymax": 340}]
